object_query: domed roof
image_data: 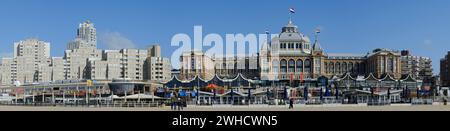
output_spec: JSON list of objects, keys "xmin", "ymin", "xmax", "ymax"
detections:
[{"xmin": 278, "ymin": 20, "xmax": 311, "ymax": 43}]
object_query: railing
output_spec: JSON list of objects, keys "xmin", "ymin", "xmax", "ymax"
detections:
[
  {"xmin": 411, "ymin": 98, "xmax": 433, "ymax": 105},
  {"xmin": 2, "ymin": 98, "xmax": 450, "ymax": 108},
  {"xmin": 0, "ymin": 101, "xmax": 166, "ymax": 108}
]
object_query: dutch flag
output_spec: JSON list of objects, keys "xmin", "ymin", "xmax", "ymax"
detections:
[{"xmin": 289, "ymin": 8, "xmax": 295, "ymax": 14}]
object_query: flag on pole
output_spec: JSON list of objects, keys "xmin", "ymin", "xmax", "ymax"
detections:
[
  {"xmin": 289, "ymin": 8, "xmax": 296, "ymax": 14},
  {"xmin": 300, "ymin": 72, "xmax": 304, "ymax": 83},
  {"xmin": 290, "ymin": 74, "xmax": 294, "ymax": 83}
]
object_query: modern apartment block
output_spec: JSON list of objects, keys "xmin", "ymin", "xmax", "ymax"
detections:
[
  {"xmin": 0, "ymin": 20, "xmax": 167, "ymax": 85},
  {"xmin": 85, "ymin": 49, "xmax": 147, "ymax": 81},
  {"xmin": 1, "ymin": 39, "xmax": 53, "ymax": 85},
  {"xmin": 441, "ymin": 52, "xmax": 450, "ymax": 87},
  {"xmin": 400, "ymin": 50, "xmax": 433, "ymax": 82},
  {"xmin": 144, "ymin": 45, "xmax": 172, "ymax": 82}
]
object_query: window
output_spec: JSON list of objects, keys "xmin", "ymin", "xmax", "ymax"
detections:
[
  {"xmin": 296, "ymin": 60, "xmax": 303, "ymax": 72},
  {"xmin": 336, "ymin": 62, "xmax": 341, "ymax": 74},
  {"xmin": 289, "ymin": 59, "xmax": 295, "ymax": 72},
  {"xmin": 387, "ymin": 57, "xmax": 394, "ymax": 73},
  {"xmin": 355, "ymin": 63, "xmax": 360, "ymax": 74},
  {"xmin": 289, "ymin": 43, "xmax": 294, "ymax": 49},
  {"xmin": 349, "ymin": 62, "xmax": 354, "ymax": 73},
  {"xmin": 381, "ymin": 57, "xmax": 385, "ymax": 73},
  {"xmin": 342, "ymin": 62, "xmax": 347, "ymax": 73},
  {"xmin": 280, "ymin": 59, "xmax": 287, "ymax": 73},
  {"xmin": 304, "ymin": 59, "xmax": 311, "ymax": 73},
  {"xmin": 315, "ymin": 59, "xmax": 321, "ymax": 73},
  {"xmin": 272, "ymin": 60, "xmax": 279, "ymax": 73},
  {"xmin": 330, "ymin": 62, "xmax": 335, "ymax": 74}
]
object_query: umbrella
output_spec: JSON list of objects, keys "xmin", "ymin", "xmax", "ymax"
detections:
[{"xmin": 207, "ymin": 84, "xmax": 219, "ymax": 91}]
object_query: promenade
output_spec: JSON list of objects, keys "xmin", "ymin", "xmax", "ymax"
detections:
[{"xmin": 1, "ymin": 104, "xmax": 450, "ymax": 111}]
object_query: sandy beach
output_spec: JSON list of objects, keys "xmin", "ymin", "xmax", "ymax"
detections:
[{"xmin": 1, "ymin": 105, "xmax": 450, "ymax": 111}]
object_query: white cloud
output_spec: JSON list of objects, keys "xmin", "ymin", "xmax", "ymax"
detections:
[{"xmin": 98, "ymin": 31, "xmax": 136, "ymax": 50}]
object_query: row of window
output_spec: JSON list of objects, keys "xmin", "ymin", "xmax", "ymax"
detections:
[
  {"xmin": 273, "ymin": 59, "xmax": 312, "ymax": 73},
  {"xmin": 279, "ymin": 43, "xmax": 309, "ymax": 49},
  {"xmin": 324, "ymin": 62, "xmax": 364, "ymax": 74}
]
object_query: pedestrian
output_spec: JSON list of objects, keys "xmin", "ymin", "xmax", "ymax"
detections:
[
  {"xmin": 177, "ymin": 98, "xmax": 183, "ymax": 111},
  {"xmin": 289, "ymin": 98, "xmax": 294, "ymax": 109},
  {"xmin": 171, "ymin": 96, "xmax": 177, "ymax": 111}
]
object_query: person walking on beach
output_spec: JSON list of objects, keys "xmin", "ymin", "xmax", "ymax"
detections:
[
  {"xmin": 171, "ymin": 95, "xmax": 177, "ymax": 111},
  {"xmin": 177, "ymin": 98, "xmax": 183, "ymax": 111},
  {"xmin": 289, "ymin": 98, "xmax": 294, "ymax": 109}
]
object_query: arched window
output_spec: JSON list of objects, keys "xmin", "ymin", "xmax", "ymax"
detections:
[
  {"xmin": 222, "ymin": 63, "xmax": 226, "ymax": 70},
  {"xmin": 296, "ymin": 59, "xmax": 303, "ymax": 72},
  {"xmin": 289, "ymin": 59, "xmax": 295, "ymax": 72},
  {"xmin": 280, "ymin": 59, "xmax": 287, "ymax": 73},
  {"xmin": 360, "ymin": 63, "xmax": 365, "ymax": 74},
  {"xmin": 330, "ymin": 62, "xmax": 335, "ymax": 74},
  {"xmin": 304, "ymin": 59, "xmax": 311, "ymax": 73},
  {"xmin": 343, "ymin": 62, "xmax": 347, "ymax": 73},
  {"xmin": 387, "ymin": 57, "xmax": 394, "ymax": 73},
  {"xmin": 336, "ymin": 62, "xmax": 341, "ymax": 74},
  {"xmin": 349, "ymin": 62, "xmax": 354, "ymax": 73},
  {"xmin": 272, "ymin": 60, "xmax": 279, "ymax": 73},
  {"xmin": 324, "ymin": 62, "xmax": 328, "ymax": 73}
]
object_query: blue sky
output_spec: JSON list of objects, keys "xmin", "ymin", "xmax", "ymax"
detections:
[{"xmin": 0, "ymin": 0, "xmax": 449, "ymax": 74}]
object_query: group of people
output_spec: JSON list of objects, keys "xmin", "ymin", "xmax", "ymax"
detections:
[{"xmin": 170, "ymin": 97, "xmax": 185, "ymax": 111}]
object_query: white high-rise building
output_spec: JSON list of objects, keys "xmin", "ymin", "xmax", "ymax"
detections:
[
  {"xmin": 144, "ymin": 45, "xmax": 172, "ymax": 82},
  {"xmin": 86, "ymin": 49, "xmax": 147, "ymax": 81},
  {"xmin": 50, "ymin": 57, "xmax": 66, "ymax": 81},
  {"xmin": 65, "ymin": 20, "xmax": 102, "ymax": 80},
  {"xmin": 64, "ymin": 47, "xmax": 102, "ymax": 80},
  {"xmin": 77, "ymin": 20, "xmax": 96, "ymax": 47},
  {"xmin": 1, "ymin": 39, "xmax": 53, "ymax": 85},
  {"xmin": 14, "ymin": 39, "xmax": 52, "ymax": 84},
  {"xmin": 67, "ymin": 20, "xmax": 97, "ymax": 50},
  {"xmin": 121, "ymin": 49, "xmax": 147, "ymax": 80},
  {"xmin": 0, "ymin": 58, "xmax": 13, "ymax": 85}
]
